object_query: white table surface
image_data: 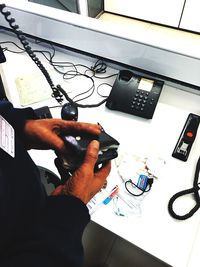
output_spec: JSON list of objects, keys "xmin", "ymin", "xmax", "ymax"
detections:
[{"xmin": 1, "ymin": 32, "xmax": 200, "ymax": 267}]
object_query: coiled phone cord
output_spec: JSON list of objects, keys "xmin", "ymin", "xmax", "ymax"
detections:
[
  {"xmin": 168, "ymin": 156, "xmax": 200, "ymax": 220},
  {"xmin": 0, "ymin": 3, "xmax": 64, "ymax": 104},
  {"xmin": 0, "ymin": 4, "xmax": 109, "ymax": 108}
]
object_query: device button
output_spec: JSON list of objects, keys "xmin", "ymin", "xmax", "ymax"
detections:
[{"xmin": 186, "ymin": 131, "xmax": 193, "ymax": 138}]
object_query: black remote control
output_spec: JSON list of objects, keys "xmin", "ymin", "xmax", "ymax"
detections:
[{"xmin": 172, "ymin": 113, "xmax": 200, "ymax": 161}]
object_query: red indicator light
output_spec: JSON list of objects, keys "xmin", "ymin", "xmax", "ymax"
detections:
[{"xmin": 186, "ymin": 132, "xmax": 193, "ymax": 138}]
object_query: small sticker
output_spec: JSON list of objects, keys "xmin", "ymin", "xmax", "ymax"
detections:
[
  {"xmin": 138, "ymin": 78, "xmax": 154, "ymax": 92},
  {"xmin": 137, "ymin": 174, "xmax": 148, "ymax": 190},
  {"xmin": 0, "ymin": 115, "xmax": 15, "ymax": 157}
]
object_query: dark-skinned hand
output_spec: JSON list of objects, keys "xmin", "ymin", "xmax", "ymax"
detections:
[
  {"xmin": 51, "ymin": 140, "xmax": 111, "ymax": 204},
  {"xmin": 23, "ymin": 119, "xmax": 101, "ymax": 153}
]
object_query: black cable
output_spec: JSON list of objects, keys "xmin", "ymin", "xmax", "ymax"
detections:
[
  {"xmin": 97, "ymin": 83, "xmax": 112, "ymax": 98},
  {"xmin": 125, "ymin": 178, "xmax": 153, "ymax": 197},
  {"xmin": 27, "ymin": 42, "xmax": 114, "ymax": 104},
  {"xmin": 94, "ymin": 73, "xmax": 118, "ymax": 79},
  {"xmin": 46, "ymin": 57, "xmax": 112, "ymax": 106},
  {"xmin": 0, "ymin": 3, "xmax": 64, "ymax": 104},
  {"xmin": 0, "ymin": 38, "xmax": 110, "ymax": 108},
  {"xmin": 71, "ymin": 74, "xmax": 95, "ymax": 103},
  {"xmin": 0, "ymin": 4, "xmax": 114, "ymax": 108},
  {"xmin": 21, "ymin": 43, "xmax": 109, "ymax": 105},
  {"xmin": 0, "ymin": 40, "xmax": 25, "ymax": 53},
  {"xmin": 91, "ymin": 59, "xmax": 107, "ymax": 74},
  {"xmin": 56, "ymin": 85, "xmax": 108, "ymax": 108},
  {"xmin": 168, "ymin": 157, "xmax": 200, "ymax": 220}
]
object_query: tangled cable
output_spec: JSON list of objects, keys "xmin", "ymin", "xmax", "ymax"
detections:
[
  {"xmin": 0, "ymin": 3, "xmax": 64, "ymax": 104},
  {"xmin": 0, "ymin": 3, "xmax": 117, "ymax": 108},
  {"xmin": 168, "ymin": 157, "xmax": 200, "ymax": 220}
]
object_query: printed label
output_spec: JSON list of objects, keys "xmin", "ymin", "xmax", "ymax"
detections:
[{"xmin": 0, "ymin": 115, "xmax": 15, "ymax": 157}]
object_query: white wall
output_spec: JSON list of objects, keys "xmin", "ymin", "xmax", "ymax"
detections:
[
  {"xmin": 104, "ymin": 0, "xmax": 185, "ymax": 27},
  {"xmin": 1, "ymin": 1, "xmax": 200, "ymax": 89}
]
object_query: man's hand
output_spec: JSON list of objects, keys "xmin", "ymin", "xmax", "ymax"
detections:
[
  {"xmin": 23, "ymin": 119, "xmax": 101, "ymax": 153},
  {"xmin": 52, "ymin": 140, "xmax": 111, "ymax": 204}
]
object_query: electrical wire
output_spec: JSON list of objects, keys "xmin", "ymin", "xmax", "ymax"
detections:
[
  {"xmin": 125, "ymin": 178, "xmax": 153, "ymax": 197},
  {"xmin": 0, "ymin": 3, "xmax": 116, "ymax": 109},
  {"xmin": 168, "ymin": 156, "xmax": 200, "ymax": 220},
  {"xmin": 0, "ymin": 40, "xmax": 25, "ymax": 53},
  {"xmin": 31, "ymin": 49, "xmax": 116, "ymax": 104},
  {"xmin": 0, "ymin": 37, "xmax": 112, "ymax": 107},
  {"xmin": 97, "ymin": 83, "xmax": 112, "ymax": 98},
  {"xmin": 0, "ymin": 3, "xmax": 64, "ymax": 104},
  {"xmin": 27, "ymin": 42, "xmax": 116, "ymax": 105}
]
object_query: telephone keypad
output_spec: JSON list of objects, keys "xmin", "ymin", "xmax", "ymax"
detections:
[{"xmin": 131, "ymin": 90, "xmax": 153, "ymax": 112}]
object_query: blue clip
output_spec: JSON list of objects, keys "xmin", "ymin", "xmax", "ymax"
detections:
[{"xmin": 137, "ymin": 174, "xmax": 148, "ymax": 190}]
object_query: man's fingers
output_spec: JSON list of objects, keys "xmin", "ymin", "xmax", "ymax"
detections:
[
  {"xmin": 56, "ymin": 120, "xmax": 101, "ymax": 135},
  {"xmin": 95, "ymin": 161, "xmax": 111, "ymax": 181},
  {"xmin": 83, "ymin": 140, "xmax": 99, "ymax": 168},
  {"xmin": 52, "ymin": 120, "xmax": 101, "ymax": 152}
]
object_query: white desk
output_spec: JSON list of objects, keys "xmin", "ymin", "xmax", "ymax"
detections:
[{"xmin": 1, "ymin": 31, "xmax": 200, "ymax": 267}]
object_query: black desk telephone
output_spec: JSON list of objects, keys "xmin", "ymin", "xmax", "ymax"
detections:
[{"xmin": 106, "ymin": 70, "xmax": 164, "ymax": 119}]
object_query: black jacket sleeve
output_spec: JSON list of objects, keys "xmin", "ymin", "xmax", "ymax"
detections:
[
  {"xmin": 0, "ymin": 101, "xmax": 91, "ymax": 267},
  {"xmin": 1, "ymin": 196, "xmax": 90, "ymax": 267},
  {"xmin": 0, "ymin": 100, "xmax": 36, "ymax": 141},
  {"xmin": 40, "ymin": 195, "xmax": 90, "ymax": 267}
]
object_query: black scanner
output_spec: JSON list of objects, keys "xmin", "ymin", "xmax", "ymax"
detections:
[{"xmin": 57, "ymin": 128, "xmax": 119, "ymax": 175}]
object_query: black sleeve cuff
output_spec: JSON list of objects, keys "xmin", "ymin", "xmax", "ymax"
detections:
[
  {"xmin": 42, "ymin": 195, "xmax": 90, "ymax": 231},
  {"xmin": 39, "ymin": 195, "xmax": 90, "ymax": 266},
  {"xmin": 0, "ymin": 100, "xmax": 36, "ymax": 138}
]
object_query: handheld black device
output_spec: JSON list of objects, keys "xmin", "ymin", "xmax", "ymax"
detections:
[{"xmin": 58, "ymin": 128, "xmax": 119, "ymax": 173}]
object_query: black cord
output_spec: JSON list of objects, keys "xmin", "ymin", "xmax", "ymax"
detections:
[
  {"xmin": 0, "ymin": 4, "xmax": 115, "ymax": 109},
  {"xmin": 0, "ymin": 41, "xmax": 25, "ymax": 53},
  {"xmin": 0, "ymin": 3, "xmax": 64, "ymax": 104},
  {"xmin": 56, "ymin": 85, "xmax": 108, "ymax": 108},
  {"xmin": 0, "ymin": 38, "xmax": 111, "ymax": 108},
  {"xmin": 33, "ymin": 46, "xmax": 114, "ymax": 104},
  {"xmin": 91, "ymin": 59, "xmax": 107, "ymax": 74},
  {"xmin": 36, "ymin": 50, "xmax": 112, "ymax": 106},
  {"xmin": 71, "ymin": 74, "xmax": 95, "ymax": 103},
  {"xmin": 97, "ymin": 83, "xmax": 112, "ymax": 98},
  {"xmin": 168, "ymin": 157, "xmax": 200, "ymax": 220},
  {"xmin": 125, "ymin": 178, "xmax": 153, "ymax": 197}
]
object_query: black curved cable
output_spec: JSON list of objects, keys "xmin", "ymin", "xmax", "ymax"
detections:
[
  {"xmin": 57, "ymin": 85, "xmax": 107, "ymax": 108},
  {"xmin": 124, "ymin": 178, "xmax": 154, "ymax": 197},
  {"xmin": 0, "ymin": 4, "xmax": 109, "ymax": 108},
  {"xmin": 168, "ymin": 157, "xmax": 200, "ymax": 220},
  {"xmin": 0, "ymin": 3, "xmax": 64, "ymax": 104}
]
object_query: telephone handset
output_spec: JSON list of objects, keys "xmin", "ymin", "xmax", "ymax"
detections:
[{"xmin": 106, "ymin": 70, "xmax": 164, "ymax": 119}]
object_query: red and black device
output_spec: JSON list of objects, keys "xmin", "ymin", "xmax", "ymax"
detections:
[{"xmin": 172, "ymin": 113, "xmax": 200, "ymax": 161}]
